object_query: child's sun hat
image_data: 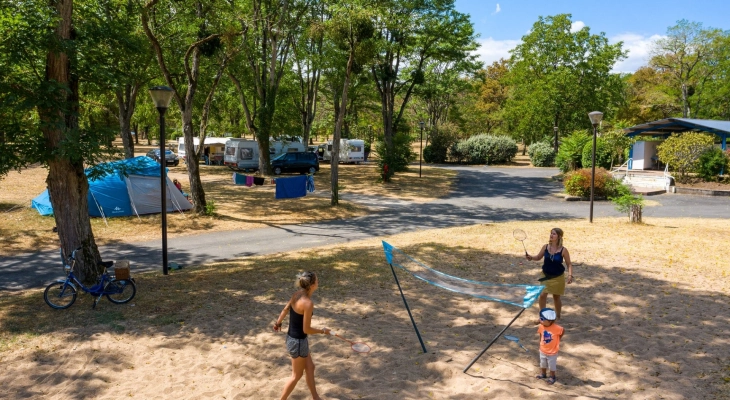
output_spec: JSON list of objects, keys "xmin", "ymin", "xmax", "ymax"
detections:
[{"xmin": 540, "ymin": 308, "xmax": 557, "ymax": 321}]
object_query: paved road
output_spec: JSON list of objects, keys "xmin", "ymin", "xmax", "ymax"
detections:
[{"xmin": 2, "ymin": 166, "xmax": 727, "ymax": 290}]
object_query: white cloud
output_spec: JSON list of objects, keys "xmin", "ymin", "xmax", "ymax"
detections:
[
  {"xmin": 492, "ymin": 3, "xmax": 501, "ymax": 15},
  {"xmin": 472, "ymin": 33, "xmax": 666, "ymax": 74},
  {"xmin": 473, "ymin": 37, "xmax": 521, "ymax": 66},
  {"xmin": 570, "ymin": 21, "xmax": 586, "ymax": 33},
  {"xmin": 610, "ymin": 33, "xmax": 665, "ymax": 73}
]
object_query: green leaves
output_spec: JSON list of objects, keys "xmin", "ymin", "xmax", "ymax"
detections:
[{"xmin": 657, "ymin": 132, "xmax": 715, "ymax": 181}]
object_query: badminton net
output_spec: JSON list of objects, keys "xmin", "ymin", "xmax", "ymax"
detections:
[{"xmin": 382, "ymin": 241, "xmax": 543, "ymax": 309}]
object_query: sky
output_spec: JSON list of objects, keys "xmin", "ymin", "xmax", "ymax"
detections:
[{"xmin": 454, "ymin": 0, "xmax": 730, "ymax": 73}]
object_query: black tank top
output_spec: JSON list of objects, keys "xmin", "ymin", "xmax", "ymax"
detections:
[
  {"xmin": 542, "ymin": 245, "xmax": 566, "ymax": 276},
  {"xmin": 288, "ymin": 308, "xmax": 307, "ymax": 339}
]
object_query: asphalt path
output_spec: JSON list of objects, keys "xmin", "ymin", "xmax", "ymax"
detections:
[{"xmin": 2, "ymin": 166, "xmax": 728, "ymax": 291}]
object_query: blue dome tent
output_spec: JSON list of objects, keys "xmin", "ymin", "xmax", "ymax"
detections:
[{"xmin": 31, "ymin": 157, "xmax": 192, "ymax": 218}]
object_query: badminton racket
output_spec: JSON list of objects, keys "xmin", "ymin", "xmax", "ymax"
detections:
[
  {"xmin": 513, "ymin": 229, "xmax": 528, "ymax": 255},
  {"xmin": 504, "ymin": 335, "xmax": 529, "ymax": 352},
  {"xmin": 329, "ymin": 331, "xmax": 371, "ymax": 354}
]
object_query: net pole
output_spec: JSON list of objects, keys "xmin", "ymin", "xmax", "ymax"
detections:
[
  {"xmin": 389, "ymin": 263, "xmax": 427, "ymax": 353},
  {"xmin": 463, "ymin": 307, "xmax": 526, "ymax": 373}
]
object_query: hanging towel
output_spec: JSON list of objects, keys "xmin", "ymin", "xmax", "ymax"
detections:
[
  {"xmin": 253, "ymin": 176, "xmax": 265, "ymax": 186},
  {"xmin": 275, "ymin": 175, "xmax": 307, "ymax": 199},
  {"xmin": 306, "ymin": 175, "xmax": 315, "ymax": 193},
  {"xmin": 233, "ymin": 172, "xmax": 247, "ymax": 185},
  {"xmin": 245, "ymin": 175, "xmax": 254, "ymax": 187}
]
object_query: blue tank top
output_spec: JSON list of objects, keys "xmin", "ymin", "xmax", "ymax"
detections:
[{"xmin": 542, "ymin": 246, "xmax": 566, "ymax": 276}]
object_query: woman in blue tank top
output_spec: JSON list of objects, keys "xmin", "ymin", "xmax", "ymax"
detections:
[
  {"xmin": 273, "ymin": 272, "xmax": 331, "ymax": 400},
  {"xmin": 525, "ymin": 228, "xmax": 574, "ymax": 321}
]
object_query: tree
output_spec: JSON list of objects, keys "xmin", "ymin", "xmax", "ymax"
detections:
[
  {"xmin": 650, "ymin": 20, "xmax": 724, "ymax": 118},
  {"xmin": 656, "ymin": 132, "xmax": 715, "ymax": 182},
  {"xmin": 291, "ymin": 2, "xmax": 325, "ymax": 146},
  {"xmin": 370, "ymin": 0, "xmax": 478, "ymax": 174},
  {"xmin": 77, "ymin": 0, "xmax": 155, "ymax": 159},
  {"xmin": 615, "ymin": 66, "xmax": 679, "ymax": 124},
  {"xmin": 227, "ymin": 0, "xmax": 307, "ymax": 174},
  {"xmin": 142, "ymin": 0, "xmax": 232, "ymax": 213},
  {"xmin": 0, "ymin": 0, "xmax": 111, "ymax": 280},
  {"xmin": 324, "ymin": 1, "xmax": 376, "ymax": 205},
  {"xmin": 473, "ymin": 59, "xmax": 509, "ymax": 134},
  {"xmin": 505, "ymin": 14, "xmax": 626, "ymax": 150}
]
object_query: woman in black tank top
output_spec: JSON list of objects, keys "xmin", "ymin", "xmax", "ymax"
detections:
[
  {"xmin": 525, "ymin": 228, "xmax": 574, "ymax": 321},
  {"xmin": 273, "ymin": 271, "xmax": 331, "ymax": 400}
]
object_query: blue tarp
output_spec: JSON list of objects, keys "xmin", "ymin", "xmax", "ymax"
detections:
[{"xmin": 275, "ymin": 175, "xmax": 307, "ymax": 199}]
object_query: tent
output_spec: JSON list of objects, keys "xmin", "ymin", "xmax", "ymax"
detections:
[{"xmin": 31, "ymin": 157, "xmax": 192, "ymax": 217}]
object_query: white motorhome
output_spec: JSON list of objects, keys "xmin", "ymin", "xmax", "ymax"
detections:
[
  {"xmin": 322, "ymin": 139, "xmax": 365, "ymax": 164},
  {"xmin": 224, "ymin": 139, "xmax": 260, "ymax": 171},
  {"xmin": 269, "ymin": 140, "xmax": 305, "ymax": 157},
  {"xmin": 177, "ymin": 137, "xmax": 230, "ymax": 164}
]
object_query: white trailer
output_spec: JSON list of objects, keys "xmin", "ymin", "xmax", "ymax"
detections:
[
  {"xmin": 224, "ymin": 139, "xmax": 260, "ymax": 171},
  {"xmin": 177, "ymin": 137, "xmax": 230, "ymax": 164},
  {"xmin": 269, "ymin": 140, "xmax": 305, "ymax": 157},
  {"xmin": 322, "ymin": 139, "xmax": 365, "ymax": 164}
]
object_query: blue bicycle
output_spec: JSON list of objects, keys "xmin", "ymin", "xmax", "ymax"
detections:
[{"xmin": 44, "ymin": 247, "xmax": 136, "ymax": 309}]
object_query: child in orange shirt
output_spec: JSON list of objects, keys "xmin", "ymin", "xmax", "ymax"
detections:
[{"xmin": 536, "ymin": 308, "xmax": 564, "ymax": 385}]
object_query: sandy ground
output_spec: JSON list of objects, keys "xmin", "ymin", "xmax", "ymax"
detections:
[{"xmin": 1, "ymin": 218, "xmax": 729, "ymax": 399}]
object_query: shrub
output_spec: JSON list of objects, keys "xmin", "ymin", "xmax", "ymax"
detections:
[
  {"xmin": 527, "ymin": 142, "xmax": 555, "ymax": 167},
  {"xmin": 451, "ymin": 134, "xmax": 518, "ymax": 165},
  {"xmin": 375, "ymin": 131, "xmax": 416, "ymax": 179},
  {"xmin": 204, "ymin": 199, "xmax": 217, "ymax": 216},
  {"xmin": 423, "ymin": 124, "xmax": 458, "ymax": 163},
  {"xmin": 657, "ymin": 132, "xmax": 715, "ymax": 182},
  {"xmin": 696, "ymin": 146, "xmax": 729, "ymax": 182},
  {"xmin": 581, "ymin": 138, "xmax": 613, "ymax": 170},
  {"xmin": 563, "ymin": 168, "xmax": 614, "ymax": 197},
  {"xmin": 555, "ymin": 130, "xmax": 591, "ymax": 173},
  {"xmin": 609, "ymin": 181, "xmax": 645, "ymax": 223}
]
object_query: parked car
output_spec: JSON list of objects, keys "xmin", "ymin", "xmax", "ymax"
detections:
[
  {"xmin": 270, "ymin": 151, "xmax": 319, "ymax": 175},
  {"xmin": 146, "ymin": 149, "xmax": 179, "ymax": 166}
]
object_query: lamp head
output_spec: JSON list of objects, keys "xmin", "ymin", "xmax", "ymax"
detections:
[
  {"xmin": 419, "ymin": 121, "xmax": 425, "ymax": 129},
  {"xmin": 588, "ymin": 111, "xmax": 603, "ymax": 126},
  {"xmin": 149, "ymin": 86, "xmax": 175, "ymax": 109}
]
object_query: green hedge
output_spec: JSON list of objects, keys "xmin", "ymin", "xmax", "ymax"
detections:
[
  {"xmin": 449, "ymin": 134, "xmax": 518, "ymax": 164},
  {"xmin": 581, "ymin": 138, "xmax": 613, "ymax": 169},
  {"xmin": 527, "ymin": 142, "xmax": 555, "ymax": 167}
]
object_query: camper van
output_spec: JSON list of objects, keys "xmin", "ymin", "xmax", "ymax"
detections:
[
  {"xmin": 224, "ymin": 138, "xmax": 260, "ymax": 171},
  {"xmin": 322, "ymin": 139, "xmax": 365, "ymax": 164},
  {"xmin": 177, "ymin": 137, "xmax": 230, "ymax": 164},
  {"xmin": 269, "ymin": 140, "xmax": 305, "ymax": 156}
]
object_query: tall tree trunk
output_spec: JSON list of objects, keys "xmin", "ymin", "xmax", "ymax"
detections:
[
  {"xmin": 116, "ymin": 83, "xmax": 139, "ymax": 159},
  {"xmin": 41, "ymin": 0, "xmax": 101, "ymax": 282},
  {"xmin": 331, "ymin": 50, "xmax": 355, "ymax": 206}
]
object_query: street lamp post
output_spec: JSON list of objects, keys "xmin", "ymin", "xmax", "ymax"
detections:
[
  {"xmin": 149, "ymin": 86, "xmax": 175, "ymax": 275},
  {"xmin": 553, "ymin": 125, "xmax": 559, "ymax": 152},
  {"xmin": 588, "ymin": 111, "xmax": 603, "ymax": 223},
  {"xmin": 418, "ymin": 121, "xmax": 425, "ymax": 178}
]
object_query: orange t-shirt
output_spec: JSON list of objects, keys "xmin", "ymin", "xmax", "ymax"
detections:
[{"xmin": 537, "ymin": 323, "xmax": 564, "ymax": 355}]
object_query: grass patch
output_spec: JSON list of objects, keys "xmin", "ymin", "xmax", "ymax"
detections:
[{"xmin": 0, "ymin": 160, "xmax": 455, "ymax": 256}]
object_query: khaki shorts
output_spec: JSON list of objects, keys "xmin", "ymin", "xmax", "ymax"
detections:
[{"xmin": 541, "ymin": 273, "xmax": 565, "ymax": 295}]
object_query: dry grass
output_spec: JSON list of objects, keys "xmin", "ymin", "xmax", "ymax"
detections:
[
  {"xmin": 0, "ymin": 217, "xmax": 728, "ymax": 398},
  {"xmin": 0, "ymin": 160, "xmax": 454, "ymax": 256}
]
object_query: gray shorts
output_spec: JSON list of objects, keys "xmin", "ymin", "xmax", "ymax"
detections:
[
  {"xmin": 539, "ymin": 351, "xmax": 559, "ymax": 371},
  {"xmin": 286, "ymin": 335, "xmax": 310, "ymax": 358}
]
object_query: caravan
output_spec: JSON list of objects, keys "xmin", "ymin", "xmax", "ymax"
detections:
[
  {"xmin": 224, "ymin": 138, "xmax": 260, "ymax": 171},
  {"xmin": 224, "ymin": 139, "xmax": 305, "ymax": 171},
  {"xmin": 269, "ymin": 140, "xmax": 305, "ymax": 156},
  {"xmin": 177, "ymin": 137, "xmax": 230, "ymax": 165},
  {"xmin": 322, "ymin": 139, "xmax": 365, "ymax": 164}
]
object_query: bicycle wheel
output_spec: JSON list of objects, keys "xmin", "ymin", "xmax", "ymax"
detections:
[
  {"xmin": 106, "ymin": 279, "xmax": 136, "ymax": 304},
  {"xmin": 44, "ymin": 281, "xmax": 78, "ymax": 309}
]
